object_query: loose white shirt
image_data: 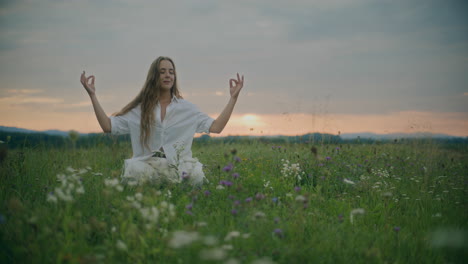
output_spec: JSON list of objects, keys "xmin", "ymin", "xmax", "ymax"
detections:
[{"xmin": 109, "ymin": 97, "xmax": 214, "ymax": 165}]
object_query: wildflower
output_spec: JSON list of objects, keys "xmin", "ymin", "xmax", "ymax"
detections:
[
  {"xmin": 350, "ymin": 208, "xmax": 365, "ymax": 224},
  {"xmin": 272, "ymin": 197, "xmax": 278, "ymax": 203},
  {"xmin": 203, "ymin": 235, "xmax": 218, "ymax": 246},
  {"xmin": 234, "ymin": 156, "xmax": 241, "ymax": 163},
  {"xmin": 251, "ymin": 257, "xmax": 276, "ymax": 264},
  {"xmin": 196, "ymin": 221, "xmax": 207, "ymax": 227},
  {"xmin": 216, "ymin": 185, "xmax": 225, "ymax": 190},
  {"xmin": 253, "ymin": 211, "xmax": 266, "ymax": 219},
  {"xmin": 225, "ymin": 258, "xmax": 241, "ymax": 264},
  {"xmin": 430, "ymin": 228, "xmax": 466, "ymax": 249},
  {"xmin": 393, "ymin": 226, "xmax": 401, "ymax": 233},
  {"xmin": 116, "ymin": 240, "xmax": 128, "ymax": 251},
  {"xmin": 245, "ymin": 197, "xmax": 253, "ymax": 203},
  {"xmin": 204, "ymin": 190, "xmax": 211, "ymax": 196},
  {"xmin": 273, "ymin": 228, "xmax": 284, "ymax": 238},
  {"xmin": 223, "ymin": 164, "xmax": 233, "ymax": 172},
  {"xmin": 225, "ymin": 231, "xmax": 240, "ymax": 241},
  {"xmin": 186, "ymin": 204, "xmax": 193, "ymax": 210},
  {"xmin": 168, "ymin": 230, "xmax": 200, "ymax": 248},
  {"xmin": 338, "ymin": 214, "xmax": 344, "ymax": 223},
  {"xmin": 231, "ymin": 209, "xmax": 238, "ymax": 215},
  {"xmin": 294, "ymin": 186, "xmax": 301, "ymax": 192},
  {"xmin": 255, "ymin": 193, "xmax": 265, "ymax": 200},
  {"xmin": 46, "ymin": 193, "xmax": 58, "ymax": 203},
  {"xmin": 232, "ymin": 173, "xmax": 240, "ymax": 179},
  {"xmin": 325, "ymin": 156, "xmax": 331, "ymax": 160},
  {"xmin": 343, "ymin": 178, "xmax": 355, "ymax": 185},
  {"xmin": 222, "ymin": 244, "xmax": 234, "ymax": 250},
  {"xmin": 199, "ymin": 247, "xmax": 227, "ymax": 261},
  {"xmin": 295, "ymin": 195, "xmax": 306, "ymax": 202}
]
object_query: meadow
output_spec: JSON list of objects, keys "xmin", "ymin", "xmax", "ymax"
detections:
[{"xmin": 0, "ymin": 139, "xmax": 467, "ymax": 263}]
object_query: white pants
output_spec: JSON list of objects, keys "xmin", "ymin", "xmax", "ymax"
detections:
[{"xmin": 121, "ymin": 156, "xmax": 206, "ymax": 186}]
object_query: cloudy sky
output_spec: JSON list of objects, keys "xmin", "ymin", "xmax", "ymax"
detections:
[{"xmin": 1, "ymin": 0, "xmax": 467, "ymax": 136}]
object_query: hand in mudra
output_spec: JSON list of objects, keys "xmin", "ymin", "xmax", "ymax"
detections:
[
  {"xmin": 229, "ymin": 73, "xmax": 244, "ymax": 100},
  {"xmin": 80, "ymin": 71, "xmax": 96, "ymax": 96}
]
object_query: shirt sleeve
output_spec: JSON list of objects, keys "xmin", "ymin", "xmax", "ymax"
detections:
[
  {"xmin": 196, "ymin": 111, "xmax": 215, "ymax": 134},
  {"xmin": 110, "ymin": 115, "xmax": 130, "ymax": 135}
]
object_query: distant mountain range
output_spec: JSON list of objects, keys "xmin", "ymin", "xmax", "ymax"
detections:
[{"xmin": 0, "ymin": 125, "xmax": 464, "ymax": 139}]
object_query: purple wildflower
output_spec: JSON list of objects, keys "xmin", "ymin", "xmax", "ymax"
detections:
[
  {"xmin": 204, "ymin": 190, "xmax": 211, "ymax": 196},
  {"xmin": 326, "ymin": 156, "xmax": 331, "ymax": 160},
  {"xmin": 234, "ymin": 200, "xmax": 241, "ymax": 206},
  {"xmin": 185, "ymin": 211, "xmax": 193, "ymax": 216},
  {"xmin": 231, "ymin": 209, "xmax": 238, "ymax": 215},
  {"xmin": 232, "ymin": 173, "xmax": 240, "ymax": 179},
  {"xmin": 394, "ymin": 226, "xmax": 401, "ymax": 233},
  {"xmin": 255, "ymin": 193, "xmax": 265, "ymax": 200},
  {"xmin": 223, "ymin": 163, "xmax": 233, "ymax": 172},
  {"xmin": 294, "ymin": 186, "xmax": 301, "ymax": 192},
  {"xmin": 273, "ymin": 228, "xmax": 284, "ymax": 238},
  {"xmin": 272, "ymin": 197, "xmax": 278, "ymax": 203},
  {"xmin": 234, "ymin": 156, "xmax": 241, "ymax": 163},
  {"xmin": 186, "ymin": 204, "xmax": 193, "ymax": 210},
  {"xmin": 245, "ymin": 197, "xmax": 253, "ymax": 203}
]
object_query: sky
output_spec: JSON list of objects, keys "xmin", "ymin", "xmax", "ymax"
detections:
[{"xmin": 1, "ymin": 0, "xmax": 467, "ymax": 137}]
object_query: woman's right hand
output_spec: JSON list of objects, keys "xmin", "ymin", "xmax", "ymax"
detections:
[{"xmin": 80, "ymin": 71, "xmax": 96, "ymax": 96}]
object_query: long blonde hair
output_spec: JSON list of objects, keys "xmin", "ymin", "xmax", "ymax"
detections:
[{"xmin": 114, "ymin": 56, "xmax": 183, "ymax": 150}]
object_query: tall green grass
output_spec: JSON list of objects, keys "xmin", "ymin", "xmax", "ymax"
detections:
[{"xmin": 0, "ymin": 140, "xmax": 467, "ymax": 263}]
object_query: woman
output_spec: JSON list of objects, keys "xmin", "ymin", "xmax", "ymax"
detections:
[{"xmin": 80, "ymin": 56, "xmax": 244, "ymax": 186}]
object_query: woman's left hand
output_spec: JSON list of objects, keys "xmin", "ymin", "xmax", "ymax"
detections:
[{"xmin": 229, "ymin": 73, "xmax": 244, "ymax": 100}]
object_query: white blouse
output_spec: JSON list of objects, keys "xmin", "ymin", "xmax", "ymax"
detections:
[{"xmin": 110, "ymin": 97, "xmax": 214, "ymax": 165}]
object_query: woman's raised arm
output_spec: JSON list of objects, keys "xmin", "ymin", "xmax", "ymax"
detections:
[
  {"xmin": 80, "ymin": 71, "xmax": 111, "ymax": 133},
  {"xmin": 209, "ymin": 73, "xmax": 244, "ymax": 134}
]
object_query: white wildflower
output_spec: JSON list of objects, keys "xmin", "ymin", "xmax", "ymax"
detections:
[
  {"xmin": 242, "ymin": 233, "xmax": 250, "ymax": 239},
  {"xmin": 199, "ymin": 247, "xmax": 226, "ymax": 261},
  {"xmin": 135, "ymin": 192, "xmax": 143, "ymax": 201},
  {"xmin": 222, "ymin": 244, "xmax": 234, "ymax": 250},
  {"xmin": 225, "ymin": 231, "xmax": 241, "ymax": 241},
  {"xmin": 295, "ymin": 195, "xmax": 306, "ymax": 202},
  {"xmin": 203, "ymin": 235, "xmax": 218, "ymax": 246},
  {"xmin": 253, "ymin": 211, "xmax": 266, "ymax": 219},
  {"xmin": 225, "ymin": 258, "xmax": 241, "ymax": 264},
  {"xmin": 430, "ymin": 228, "xmax": 466, "ymax": 249},
  {"xmin": 168, "ymin": 230, "xmax": 199, "ymax": 248},
  {"xmin": 104, "ymin": 178, "xmax": 119, "ymax": 187},
  {"xmin": 350, "ymin": 208, "xmax": 365, "ymax": 224},
  {"xmin": 343, "ymin": 178, "xmax": 355, "ymax": 185},
  {"xmin": 116, "ymin": 240, "xmax": 128, "ymax": 251},
  {"xmin": 251, "ymin": 257, "xmax": 276, "ymax": 264},
  {"xmin": 196, "ymin": 221, "xmax": 208, "ymax": 227},
  {"xmin": 47, "ymin": 194, "xmax": 57, "ymax": 203},
  {"xmin": 216, "ymin": 185, "xmax": 225, "ymax": 190}
]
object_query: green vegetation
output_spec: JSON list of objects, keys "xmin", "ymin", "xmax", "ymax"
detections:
[{"xmin": 0, "ymin": 137, "xmax": 467, "ymax": 263}]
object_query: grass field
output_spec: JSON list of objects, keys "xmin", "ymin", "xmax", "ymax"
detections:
[{"xmin": 0, "ymin": 139, "xmax": 467, "ymax": 263}]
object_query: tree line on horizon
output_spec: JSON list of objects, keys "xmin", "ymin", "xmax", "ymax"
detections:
[{"xmin": 1, "ymin": 131, "xmax": 467, "ymax": 150}]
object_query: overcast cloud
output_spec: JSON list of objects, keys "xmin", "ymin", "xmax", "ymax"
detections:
[{"xmin": 0, "ymin": 0, "xmax": 467, "ymax": 131}]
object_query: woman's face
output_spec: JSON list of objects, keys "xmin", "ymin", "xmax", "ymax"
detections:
[{"xmin": 158, "ymin": 60, "xmax": 175, "ymax": 91}]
